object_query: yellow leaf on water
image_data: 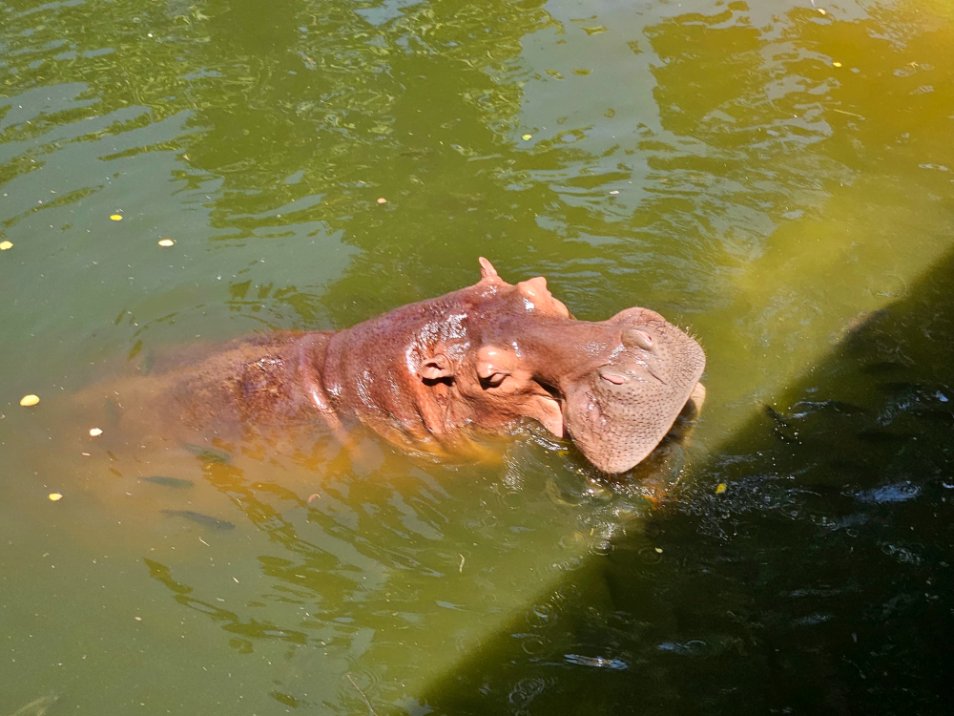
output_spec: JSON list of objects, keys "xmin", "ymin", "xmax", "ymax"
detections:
[
  {"xmin": 157, "ymin": 238, "xmax": 175, "ymax": 247},
  {"xmin": 521, "ymin": 133, "xmax": 533, "ymax": 141},
  {"xmin": 48, "ymin": 492, "xmax": 63, "ymax": 501},
  {"xmin": 109, "ymin": 213, "xmax": 123, "ymax": 222},
  {"xmin": 715, "ymin": 482, "xmax": 727, "ymax": 495},
  {"xmin": 0, "ymin": 240, "xmax": 13, "ymax": 250},
  {"xmin": 19, "ymin": 394, "xmax": 40, "ymax": 407},
  {"xmin": 89, "ymin": 427, "xmax": 103, "ymax": 437}
]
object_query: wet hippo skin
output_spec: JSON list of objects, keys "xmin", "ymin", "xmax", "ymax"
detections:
[{"xmin": 113, "ymin": 259, "xmax": 705, "ymax": 474}]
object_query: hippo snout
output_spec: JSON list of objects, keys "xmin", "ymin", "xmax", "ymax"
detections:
[{"xmin": 563, "ymin": 308, "xmax": 705, "ymax": 473}]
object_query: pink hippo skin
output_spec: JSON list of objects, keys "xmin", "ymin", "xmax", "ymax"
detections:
[{"xmin": 117, "ymin": 259, "xmax": 705, "ymax": 474}]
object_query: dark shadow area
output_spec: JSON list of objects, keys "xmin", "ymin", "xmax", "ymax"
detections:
[{"xmin": 420, "ymin": 248, "xmax": 954, "ymax": 714}]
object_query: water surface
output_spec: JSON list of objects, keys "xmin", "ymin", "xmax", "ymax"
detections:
[{"xmin": 2, "ymin": 0, "xmax": 952, "ymax": 713}]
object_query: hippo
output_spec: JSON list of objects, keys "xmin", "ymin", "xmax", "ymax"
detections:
[{"xmin": 105, "ymin": 259, "xmax": 705, "ymax": 474}]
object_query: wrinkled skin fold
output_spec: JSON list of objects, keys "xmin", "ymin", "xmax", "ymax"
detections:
[{"xmin": 129, "ymin": 259, "xmax": 706, "ymax": 474}]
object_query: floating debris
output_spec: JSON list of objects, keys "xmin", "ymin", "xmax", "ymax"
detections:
[
  {"xmin": 48, "ymin": 492, "xmax": 63, "ymax": 502},
  {"xmin": 854, "ymin": 481, "xmax": 921, "ymax": 505},
  {"xmin": 89, "ymin": 427, "xmax": 103, "ymax": 437},
  {"xmin": 376, "ymin": 197, "xmax": 388, "ymax": 205},
  {"xmin": 7, "ymin": 694, "xmax": 59, "ymax": 716},
  {"xmin": 582, "ymin": 25, "xmax": 607, "ymax": 36},
  {"xmin": 763, "ymin": 403, "xmax": 799, "ymax": 443},
  {"xmin": 157, "ymin": 237, "xmax": 175, "ymax": 247},
  {"xmin": 791, "ymin": 399, "xmax": 868, "ymax": 416},
  {"xmin": 564, "ymin": 653, "xmax": 629, "ymax": 670},
  {"xmin": 143, "ymin": 475, "xmax": 194, "ymax": 489},
  {"xmin": 162, "ymin": 509, "xmax": 235, "ymax": 530},
  {"xmin": 715, "ymin": 482, "xmax": 727, "ymax": 495},
  {"xmin": 521, "ymin": 133, "xmax": 533, "ymax": 141},
  {"xmin": 0, "ymin": 240, "xmax": 13, "ymax": 251},
  {"xmin": 183, "ymin": 442, "xmax": 231, "ymax": 463},
  {"xmin": 19, "ymin": 394, "xmax": 40, "ymax": 407},
  {"xmin": 109, "ymin": 212, "xmax": 124, "ymax": 222}
]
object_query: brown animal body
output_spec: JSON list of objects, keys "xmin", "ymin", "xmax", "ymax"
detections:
[{"xmin": 111, "ymin": 259, "xmax": 704, "ymax": 474}]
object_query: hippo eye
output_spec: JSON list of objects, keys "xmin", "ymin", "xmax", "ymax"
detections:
[{"xmin": 479, "ymin": 372, "xmax": 508, "ymax": 389}]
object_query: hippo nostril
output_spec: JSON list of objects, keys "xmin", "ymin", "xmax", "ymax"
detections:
[
  {"xmin": 623, "ymin": 328, "xmax": 654, "ymax": 351},
  {"xmin": 599, "ymin": 368, "xmax": 628, "ymax": 386}
]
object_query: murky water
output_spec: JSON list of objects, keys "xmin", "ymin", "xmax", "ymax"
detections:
[{"xmin": 2, "ymin": 0, "xmax": 952, "ymax": 713}]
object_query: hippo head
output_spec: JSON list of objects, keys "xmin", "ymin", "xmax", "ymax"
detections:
[{"xmin": 409, "ymin": 259, "xmax": 705, "ymax": 473}]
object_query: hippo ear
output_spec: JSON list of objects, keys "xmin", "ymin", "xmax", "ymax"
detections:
[
  {"xmin": 419, "ymin": 353, "xmax": 454, "ymax": 381},
  {"xmin": 478, "ymin": 257, "xmax": 499, "ymax": 283}
]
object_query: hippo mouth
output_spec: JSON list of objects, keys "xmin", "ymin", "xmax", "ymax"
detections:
[
  {"xmin": 528, "ymin": 385, "xmax": 566, "ymax": 439},
  {"xmin": 559, "ymin": 308, "xmax": 705, "ymax": 474}
]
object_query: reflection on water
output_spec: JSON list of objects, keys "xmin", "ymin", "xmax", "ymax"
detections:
[{"xmin": 2, "ymin": 0, "xmax": 954, "ymax": 713}]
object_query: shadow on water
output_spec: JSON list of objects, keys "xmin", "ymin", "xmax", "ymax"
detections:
[{"xmin": 421, "ymin": 249, "xmax": 954, "ymax": 714}]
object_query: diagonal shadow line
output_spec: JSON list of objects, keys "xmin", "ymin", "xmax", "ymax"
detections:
[{"xmin": 414, "ymin": 245, "xmax": 954, "ymax": 714}]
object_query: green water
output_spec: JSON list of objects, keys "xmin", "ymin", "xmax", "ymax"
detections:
[{"xmin": 2, "ymin": 0, "xmax": 953, "ymax": 713}]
